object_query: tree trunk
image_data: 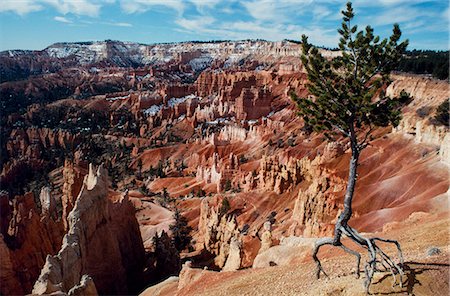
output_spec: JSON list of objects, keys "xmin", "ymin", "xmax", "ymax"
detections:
[
  {"xmin": 312, "ymin": 141, "xmax": 404, "ymax": 293},
  {"xmin": 333, "ymin": 147, "xmax": 359, "ymax": 245}
]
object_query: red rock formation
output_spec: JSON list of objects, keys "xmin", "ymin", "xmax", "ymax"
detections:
[
  {"xmin": 258, "ymin": 155, "xmax": 303, "ymax": 194},
  {"xmin": 61, "ymin": 160, "xmax": 84, "ymax": 231},
  {"xmin": 196, "ymin": 196, "xmax": 241, "ymax": 269},
  {"xmin": 33, "ymin": 164, "xmax": 145, "ymax": 295},
  {"xmin": 235, "ymin": 86, "xmax": 272, "ymax": 121},
  {"xmin": 0, "ymin": 192, "xmax": 64, "ymax": 295}
]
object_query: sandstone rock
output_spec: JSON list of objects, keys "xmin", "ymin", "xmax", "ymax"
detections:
[
  {"xmin": 196, "ymin": 197, "xmax": 241, "ymax": 269},
  {"xmin": 139, "ymin": 276, "xmax": 179, "ymax": 296},
  {"xmin": 61, "ymin": 160, "xmax": 83, "ymax": 231},
  {"xmin": 222, "ymin": 236, "xmax": 242, "ymax": 272},
  {"xmin": 259, "ymin": 155, "xmax": 303, "ymax": 194},
  {"xmin": 235, "ymin": 86, "xmax": 272, "ymax": 121},
  {"xmin": 177, "ymin": 261, "xmax": 216, "ymax": 290},
  {"xmin": 39, "ymin": 186, "xmax": 55, "ymax": 218},
  {"xmin": 0, "ymin": 234, "xmax": 23, "ymax": 295},
  {"xmin": 258, "ymin": 221, "xmax": 273, "ymax": 254},
  {"xmin": 68, "ymin": 275, "xmax": 98, "ymax": 296},
  {"xmin": 32, "ymin": 164, "xmax": 145, "ymax": 295},
  {"xmin": 252, "ymin": 236, "xmax": 317, "ymax": 268},
  {"xmin": 439, "ymin": 133, "xmax": 450, "ymax": 165},
  {"xmin": 290, "ymin": 156, "xmax": 344, "ymax": 237},
  {"xmin": 1, "ymin": 192, "xmax": 64, "ymax": 295}
]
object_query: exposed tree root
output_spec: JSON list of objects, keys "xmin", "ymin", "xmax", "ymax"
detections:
[{"xmin": 312, "ymin": 225, "xmax": 404, "ymax": 294}]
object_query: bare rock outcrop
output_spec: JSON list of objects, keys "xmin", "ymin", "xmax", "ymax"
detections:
[
  {"xmin": 32, "ymin": 164, "xmax": 145, "ymax": 295},
  {"xmin": 67, "ymin": 275, "xmax": 98, "ymax": 296},
  {"xmin": 222, "ymin": 236, "xmax": 242, "ymax": 272},
  {"xmin": 290, "ymin": 156, "xmax": 345, "ymax": 237},
  {"xmin": 387, "ymin": 74, "xmax": 449, "ymax": 164},
  {"xmin": 196, "ymin": 197, "xmax": 241, "ymax": 269},
  {"xmin": 0, "ymin": 191, "xmax": 64, "ymax": 295},
  {"xmin": 39, "ymin": 187, "xmax": 56, "ymax": 219},
  {"xmin": 258, "ymin": 221, "xmax": 273, "ymax": 255},
  {"xmin": 0, "ymin": 234, "xmax": 23, "ymax": 295},
  {"xmin": 253, "ymin": 236, "xmax": 317, "ymax": 268},
  {"xmin": 235, "ymin": 86, "xmax": 272, "ymax": 120},
  {"xmin": 259, "ymin": 155, "xmax": 303, "ymax": 194},
  {"xmin": 61, "ymin": 160, "xmax": 84, "ymax": 231},
  {"xmin": 177, "ymin": 261, "xmax": 216, "ymax": 290}
]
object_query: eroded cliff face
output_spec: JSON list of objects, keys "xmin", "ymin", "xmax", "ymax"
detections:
[
  {"xmin": 0, "ymin": 190, "xmax": 64, "ymax": 295},
  {"xmin": 33, "ymin": 164, "xmax": 145, "ymax": 295},
  {"xmin": 258, "ymin": 155, "xmax": 303, "ymax": 194},
  {"xmin": 196, "ymin": 196, "xmax": 242, "ymax": 270},
  {"xmin": 61, "ymin": 160, "xmax": 84, "ymax": 231},
  {"xmin": 388, "ymin": 75, "xmax": 449, "ymax": 164},
  {"xmin": 290, "ymin": 155, "xmax": 346, "ymax": 237}
]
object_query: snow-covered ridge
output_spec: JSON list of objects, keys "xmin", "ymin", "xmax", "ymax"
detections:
[
  {"xmin": 3, "ymin": 40, "xmax": 337, "ymax": 70},
  {"xmin": 39, "ymin": 40, "xmax": 308, "ymax": 66}
]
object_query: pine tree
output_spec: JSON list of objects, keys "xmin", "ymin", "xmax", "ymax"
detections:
[
  {"xmin": 170, "ymin": 206, "xmax": 192, "ymax": 252},
  {"xmin": 291, "ymin": 2, "xmax": 409, "ymax": 292}
]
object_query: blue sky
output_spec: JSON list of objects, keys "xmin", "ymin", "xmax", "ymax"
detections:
[{"xmin": 0, "ymin": 0, "xmax": 448, "ymax": 51}]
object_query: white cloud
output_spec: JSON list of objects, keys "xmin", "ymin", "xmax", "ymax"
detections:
[
  {"xmin": 112, "ymin": 22, "xmax": 132, "ymax": 27},
  {"xmin": 175, "ymin": 16, "xmax": 215, "ymax": 31},
  {"xmin": 42, "ymin": 0, "xmax": 102, "ymax": 17},
  {"xmin": 312, "ymin": 5, "xmax": 332, "ymax": 20},
  {"xmin": 442, "ymin": 6, "xmax": 450, "ymax": 20},
  {"xmin": 189, "ymin": 0, "xmax": 222, "ymax": 10},
  {"xmin": 0, "ymin": 0, "xmax": 43, "ymax": 15},
  {"xmin": 120, "ymin": 0, "xmax": 184, "ymax": 14},
  {"xmin": 0, "ymin": 0, "xmax": 109, "ymax": 16},
  {"xmin": 175, "ymin": 14, "xmax": 338, "ymax": 47},
  {"xmin": 54, "ymin": 15, "xmax": 72, "ymax": 23},
  {"xmin": 359, "ymin": 4, "xmax": 443, "ymax": 36},
  {"xmin": 242, "ymin": 0, "xmax": 313, "ymax": 22}
]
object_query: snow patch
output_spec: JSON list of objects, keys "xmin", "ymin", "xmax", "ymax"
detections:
[
  {"xmin": 167, "ymin": 94, "xmax": 196, "ymax": 107},
  {"xmin": 106, "ymin": 95, "xmax": 129, "ymax": 102},
  {"xmin": 144, "ymin": 104, "xmax": 163, "ymax": 116}
]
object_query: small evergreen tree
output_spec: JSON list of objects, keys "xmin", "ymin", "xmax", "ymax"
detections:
[
  {"xmin": 224, "ymin": 179, "xmax": 232, "ymax": 192},
  {"xmin": 160, "ymin": 187, "xmax": 172, "ymax": 207},
  {"xmin": 291, "ymin": 2, "xmax": 409, "ymax": 292},
  {"xmin": 434, "ymin": 100, "xmax": 449, "ymax": 127},
  {"xmin": 219, "ymin": 196, "xmax": 231, "ymax": 217},
  {"xmin": 169, "ymin": 206, "xmax": 193, "ymax": 252}
]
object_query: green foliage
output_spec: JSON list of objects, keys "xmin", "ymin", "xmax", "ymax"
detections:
[
  {"xmin": 28, "ymin": 104, "xmax": 109, "ymax": 132},
  {"xmin": 397, "ymin": 50, "xmax": 449, "ymax": 80},
  {"xmin": 224, "ymin": 179, "xmax": 232, "ymax": 191},
  {"xmin": 137, "ymin": 158, "xmax": 143, "ymax": 172},
  {"xmin": 169, "ymin": 207, "xmax": 193, "ymax": 252},
  {"xmin": 156, "ymin": 160, "xmax": 166, "ymax": 178},
  {"xmin": 139, "ymin": 184, "xmax": 150, "ymax": 196},
  {"xmin": 291, "ymin": 2, "xmax": 409, "ymax": 152},
  {"xmin": 160, "ymin": 187, "xmax": 173, "ymax": 207},
  {"xmin": 219, "ymin": 196, "xmax": 231, "ymax": 217},
  {"xmin": 287, "ymin": 137, "xmax": 296, "ymax": 147},
  {"xmin": 434, "ymin": 100, "xmax": 449, "ymax": 127},
  {"xmin": 196, "ymin": 188, "xmax": 206, "ymax": 197},
  {"xmin": 239, "ymin": 154, "xmax": 248, "ymax": 164}
]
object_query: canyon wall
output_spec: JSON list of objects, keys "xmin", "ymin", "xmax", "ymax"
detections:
[{"xmin": 33, "ymin": 164, "xmax": 145, "ymax": 295}]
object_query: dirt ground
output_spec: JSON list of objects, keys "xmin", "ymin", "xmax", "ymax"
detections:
[{"xmin": 143, "ymin": 211, "xmax": 449, "ymax": 296}]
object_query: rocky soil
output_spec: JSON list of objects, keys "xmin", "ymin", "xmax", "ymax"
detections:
[{"xmin": 142, "ymin": 211, "xmax": 449, "ymax": 296}]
